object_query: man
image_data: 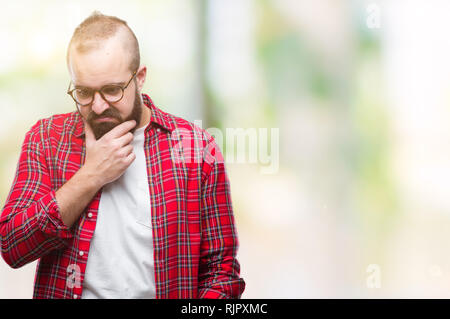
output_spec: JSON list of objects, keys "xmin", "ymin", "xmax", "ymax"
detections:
[{"xmin": 0, "ymin": 12, "xmax": 245, "ymax": 299}]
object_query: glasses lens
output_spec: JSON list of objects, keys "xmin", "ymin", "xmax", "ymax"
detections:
[
  {"xmin": 73, "ymin": 88, "xmax": 94, "ymax": 105},
  {"xmin": 101, "ymin": 85, "xmax": 124, "ymax": 103}
]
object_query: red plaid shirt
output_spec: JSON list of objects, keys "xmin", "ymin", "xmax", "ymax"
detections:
[{"xmin": 0, "ymin": 94, "xmax": 245, "ymax": 299}]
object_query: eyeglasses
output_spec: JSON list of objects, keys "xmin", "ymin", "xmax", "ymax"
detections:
[{"xmin": 67, "ymin": 70, "xmax": 137, "ymax": 106}]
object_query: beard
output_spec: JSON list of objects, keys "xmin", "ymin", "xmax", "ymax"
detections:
[{"xmin": 86, "ymin": 88, "xmax": 142, "ymax": 140}]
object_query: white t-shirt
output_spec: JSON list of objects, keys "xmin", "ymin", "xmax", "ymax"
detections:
[{"xmin": 81, "ymin": 125, "xmax": 155, "ymax": 299}]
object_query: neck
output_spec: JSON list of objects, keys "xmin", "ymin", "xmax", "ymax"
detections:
[{"xmin": 137, "ymin": 102, "xmax": 151, "ymax": 129}]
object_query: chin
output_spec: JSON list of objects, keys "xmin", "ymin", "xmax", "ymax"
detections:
[{"xmin": 92, "ymin": 122, "xmax": 120, "ymax": 140}]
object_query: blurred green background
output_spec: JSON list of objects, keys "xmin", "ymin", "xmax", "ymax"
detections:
[{"xmin": 2, "ymin": 0, "xmax": 450, "ymax": 298}]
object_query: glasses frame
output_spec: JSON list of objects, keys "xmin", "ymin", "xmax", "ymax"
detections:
[{"xmin": 67, "ymin": 70, "xmax": 137, "ymax": 107}]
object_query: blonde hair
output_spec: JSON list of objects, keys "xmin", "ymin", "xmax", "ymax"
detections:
[{"xmin": 67, "ymin": 11, "xmax": 140, "ymax": 72}]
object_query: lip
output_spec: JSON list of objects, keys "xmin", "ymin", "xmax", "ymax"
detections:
[{"xmin": 95, "ymin": 117, "xmax": 116, "ymax": 122}]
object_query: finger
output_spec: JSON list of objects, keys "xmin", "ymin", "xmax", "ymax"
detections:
[
  {"xmin": 123, "ymin": 151, "xmax": 136, "ymax": 165},
  {"xmin": 118, "ymin": 144, "xmax": 134, "ymax": 157},
  {"xmin": 105, "ymin": 120, "xmax": 136, "ymax": 139},
  {"xmin": 116, "ymin": 132, "xmax": 134, "ymax": 147}
]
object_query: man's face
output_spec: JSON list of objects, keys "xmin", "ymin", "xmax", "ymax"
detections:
[
  {"xmin": 85, "ymin": 87, "xmax": 142, "ymax": 140},
  {"xmin": 68, "ymin": 33, "xmax": 143, "ymax": 140}
]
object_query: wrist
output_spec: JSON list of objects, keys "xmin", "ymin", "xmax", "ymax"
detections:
[{"xmin": 78, "ymin": 165, "xmax": 104, "ymax": 190}]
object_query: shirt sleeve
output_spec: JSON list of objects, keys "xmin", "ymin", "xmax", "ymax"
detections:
[
  {"xmin": 0, "ymin": 120, "xmax": 74, "ymax": 269},
  {"xmin": 198, "ymin": 136, "xmax": 246, "ymax": 299}
]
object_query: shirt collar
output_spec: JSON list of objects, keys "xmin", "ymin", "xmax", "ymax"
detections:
[{"xmin": 73, "ymin": 93, "xmax": 175, "ymax": 138}]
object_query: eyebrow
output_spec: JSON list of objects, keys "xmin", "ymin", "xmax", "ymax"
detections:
[{"xmin": 74, "ymin": 82, "xmax": 126, "ymax": 89}]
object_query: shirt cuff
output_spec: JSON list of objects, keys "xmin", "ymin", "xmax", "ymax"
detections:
[
  {"xmin": 37, "ymin": 191, "xmax": 73, "ymax": 240},
  {"xmin": 198, "ymin": 288, "xmax": 228, "ymax": 299}
]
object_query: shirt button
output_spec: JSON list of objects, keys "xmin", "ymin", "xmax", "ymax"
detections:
[
  {"xmin": 156, "ymin": 128, "xmax": 161, "ymax": 133},
  {"xmin": 87, "ymin": 213, "xmax": 93, "ymax": 218},
  {"xmin": 74, "ymin": 294, "xmax": 78, "ymax": 299},
  {"xmin": 79, "ymin": 251, "xmax": 84, "ymax": 257}
]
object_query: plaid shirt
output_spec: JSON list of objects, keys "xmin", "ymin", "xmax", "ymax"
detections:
[{"xmin": 0, "ymin": 94, "xmax": 245, "ymax": 299}]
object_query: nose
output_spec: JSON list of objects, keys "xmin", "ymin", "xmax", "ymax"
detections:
[{"xmin": 91, "ymin": 91, "xmax": 109, "ymax": 115}]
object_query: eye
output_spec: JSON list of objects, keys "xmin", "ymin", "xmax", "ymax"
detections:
[
  {"xmin": 75, "ymin": 88, "xmax": 92, "ymax": 98},
  {"xmin": 102, "ymin": 86, "xmax": 122, "ymax": 96}
]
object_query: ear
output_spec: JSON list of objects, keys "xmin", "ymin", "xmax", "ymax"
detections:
[{"xmin": 135, "ymin": 65, "xmax": 147, "ymax": 92}]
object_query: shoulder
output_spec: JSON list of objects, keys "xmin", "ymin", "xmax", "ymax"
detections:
[
  {"xmin": 156, "ymin": 107, "xmax": 224, "ymax": 170},
  {"xmin": 144, "ymin": 93, "xmax": 215, "ymax": 146},
  {"xmin": 152, "ymin": 104, "xmax": 215, "ymax": 147},
  {"xmin": 26, "ymin": 111, "xmax": 81, "ymax": 142}
]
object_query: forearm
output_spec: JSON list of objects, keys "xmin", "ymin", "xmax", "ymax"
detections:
[
  {"xmin": 0, "ymin": 167, "xmax": 100, "ymax": 267},
  {"xmin": 55, "ymin": 166, "xmax": 103, "ymax": 228},
  {"xmin": 198, "ymin": 254, "xmax": 245, "ymax": 299},
  {"xmin": 199, "ymin": 143, "xmax": 245, "ymax": 298},
  {"xmin": 1, "ymin": 191, "xmax": 74, "ymax": 268},
  {"xmin": 54, "ymin": 119, "xmax": 137, "ymax": 229}
]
